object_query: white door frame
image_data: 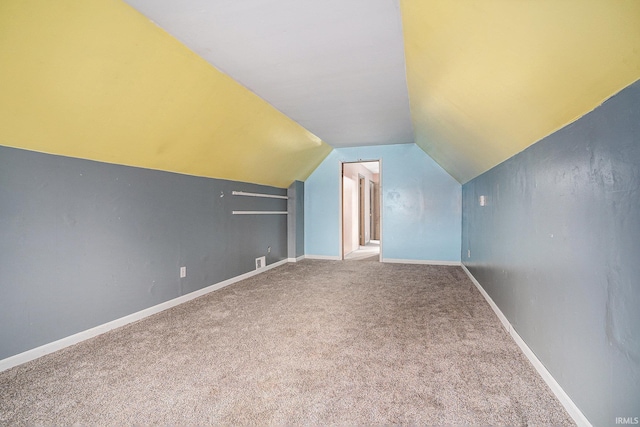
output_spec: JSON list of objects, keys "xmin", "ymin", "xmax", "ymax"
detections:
[{"xmin": 339, "ymin": 159, "xmax": 382, "ymax": 261}]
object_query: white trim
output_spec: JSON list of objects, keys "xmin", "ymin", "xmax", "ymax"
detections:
[
  {"xmin": 0, "ymin": 256, "xmax": 591, "ymax": 427},
  {"xmin": 232, "ymin": 211, "xmax": 288, "ymax": 215},
  {"xmin": 461, "ymin": 264, "xmax": 592, "ymax": 427},
  {"xmin": 304, "ymin": 254, "xmax": 341, "ymax": 260},
  {"xmin": 340, "ymin": 158, "xmax": 382, "ymax": 262},
  {"xmin": 343, "ymin": 249, "xmax": 356, "ymax": 257},
  {"xmin": 460, "ymin": 264, "xmax": 510, "ymax": 331},
  {"xmin": 231, "ymin": 191, "xmax": 288, "ymax": 200},
  {"xmin": 382, "ymin": 258, "xmax": 461, "ymax": 266},
  {"xmin": 0, "ymin": 258, "xmax": 289, "ymax": 373}
]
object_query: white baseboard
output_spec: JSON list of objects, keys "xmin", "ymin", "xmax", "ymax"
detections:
[
  {"xmin": 461, "ymin": 264, "xmax": 591, "ymax": 427},
  {"xmin": 0, "ymin": 258, "xmax": 289, "ymax": 373},
  {"xmin": 304, "ymin": 254, "xmax": 341, "ymax": 260},
  {"xmin": 1, "ymin": 257, "xmax": 590, "ymax": 427},
  {"xmin": 382, "ymin": 258, "xmax": 461, "ymax": 266}
]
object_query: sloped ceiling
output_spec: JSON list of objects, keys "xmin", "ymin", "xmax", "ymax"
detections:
[
  {"xmin": 0, "ymin": 0, "xmax": 332, "ymax": 188},
  {"xmin": 121, "ymin": 0, "xmax": 640, "ymax": 183},
  {"xmin": 402, "ymin": 0, "xmax": 640, "ymax": 183},
  {"xmin": 2, "ymin": 1, "xmax": 639, "ymax": 186},
  {"xmin": 122, "ymin": 0, "xmax": 414, "ymax": 148}
]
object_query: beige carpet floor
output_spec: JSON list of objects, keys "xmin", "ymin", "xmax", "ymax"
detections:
[{"xmin": 0, "ymin": 259, "xmax": 574, "ymax": 426}]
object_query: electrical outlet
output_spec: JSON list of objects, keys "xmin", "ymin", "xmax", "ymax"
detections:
[
  {"xmin": 267, "ymin": 246, "xmax": 271, "ymax": 253},
  {"xmin": 255, "ymin": 256, "xmax": 266, "ymax": 270},
  {"xmin": 180, "ymin": 266, "xmax": 187, "ymax": 278},
  {"xmin": 467, "ymin": 250, "xmax": 471, "ymax": 258}
]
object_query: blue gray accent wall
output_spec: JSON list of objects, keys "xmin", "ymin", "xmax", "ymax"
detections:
[
  {"xmin": 0, "ymin": 146, "xmax": 287, "ymax": 360},
  {"xmin": 305, "ymin": 143, "xmax": 461, "ymax": 261},
  {"xmin": 462, "ymin": 80, "xmax": 640, "ymax": 426}
]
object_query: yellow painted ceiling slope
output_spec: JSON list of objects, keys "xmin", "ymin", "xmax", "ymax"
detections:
[
  {"xmin": 402, "ymin": 0, "xmax": 640, "ymax": 183},
  {"xmin": 0, "ymin": 0, "xmax": 331, "ymax": 188}
]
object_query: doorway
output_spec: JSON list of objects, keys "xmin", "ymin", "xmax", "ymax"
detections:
[{"xmin": 342, "ymin": 161, "xmax": 380, "ymax": 261}]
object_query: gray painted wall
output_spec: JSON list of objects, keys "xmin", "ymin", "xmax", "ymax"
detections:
[
  {"xmin": 287, "ymin": 180, "xmax": 304, "ymax": 259},
  {"xmin": 462, "ymin": 80, "xmax": 640, "ymax": 426},
  {"xmin": 0, "ymin": 146, "xmax": 287, "ymax": 360}
]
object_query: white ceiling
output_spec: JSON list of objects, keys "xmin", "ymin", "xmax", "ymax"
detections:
[{"xmin": 123, "ymin": 0, "xmax": 414, "ymax": 148}]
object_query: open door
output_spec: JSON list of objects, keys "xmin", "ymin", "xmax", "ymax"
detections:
[{"xmin": 342, "ymin": 161, "xmax": 380, "ymax": 261}]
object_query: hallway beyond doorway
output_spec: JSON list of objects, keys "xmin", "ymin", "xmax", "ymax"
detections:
[
  {"xmin": 344, "ymin": 240, "xmax": 380, "ymax": 261},
  {"xmin": 341, "ymin": 160, "xmax": 380, "ymax": 261}
]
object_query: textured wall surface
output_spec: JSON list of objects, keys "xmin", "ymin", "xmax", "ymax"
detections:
[
  {"xmin": 462, "ymin": 80, "xmax": 640, "ymax": 426},
  {"xmin": 305, "ymin": 143, "xmax": 461, "ymax": 261},
  {"xmin": 0, "ymin": 147, "xmax": 287, "ymax": 360}
]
